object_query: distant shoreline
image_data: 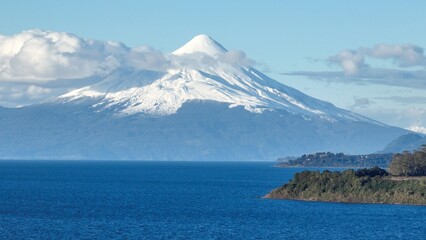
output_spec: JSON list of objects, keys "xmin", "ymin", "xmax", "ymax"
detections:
[
  {"xmin": 274, "ymin": 165, "xmax": 366, "ymax": 169},
  {"xmin": 276, "ymin": 152, "xmax": 393, "ymax": 169}
]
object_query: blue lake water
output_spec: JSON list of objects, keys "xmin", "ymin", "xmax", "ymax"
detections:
[{"xmin": 0, "ymin": 161, "xmax": 425, "ymax": 239}]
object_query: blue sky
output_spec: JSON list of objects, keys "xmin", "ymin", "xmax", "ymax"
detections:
[{"xmin": 1, "ymin": 0, "xmax": 426, "ymax": 132}]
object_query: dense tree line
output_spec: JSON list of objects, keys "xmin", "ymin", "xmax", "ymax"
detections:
[
  {"xmin": 266, "ymin": 167, "xmax": 426, "ymax": 205},
  {"xmin": 388, "ymin": 146, "xmax": 426, "ymax": 176},
  {"xmin": 277, "ymin": 152, "xmax": 393, "ymax": 168}
]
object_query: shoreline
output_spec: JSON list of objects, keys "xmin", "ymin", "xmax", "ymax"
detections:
[
  {"xmin": 273, "ymin": 165, "xmax": 376, "ymax": 169},
  {"xmin": 262, "ymin": 194, "xmax": 426, "ymax": 206}
]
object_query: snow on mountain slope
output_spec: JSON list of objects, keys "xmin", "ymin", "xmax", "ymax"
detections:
[{"xmin": 59, "ymin": 35, "xmax": 378, "ymax": 124}]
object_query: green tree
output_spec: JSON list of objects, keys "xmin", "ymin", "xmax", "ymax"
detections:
[{"xmin": 388, "ymin": 147, "xmax": 426, "ymax": 176}]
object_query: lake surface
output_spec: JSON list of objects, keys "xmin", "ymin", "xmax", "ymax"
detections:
[{"xmin": 0, "ymin": 161, "xmax": 425, "ymax": 239}]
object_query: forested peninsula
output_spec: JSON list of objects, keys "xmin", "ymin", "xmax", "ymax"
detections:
[
  {"xmin": 277, "ymin": 152, "xmax": 392, "ymax": 168},
  {"xmin": 266, "ymin": 148, "xmax": 426, "ymax": 205}
]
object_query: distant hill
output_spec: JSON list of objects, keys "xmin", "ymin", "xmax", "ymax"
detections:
[{"xmin": 380, "ymin": 133, "xmax": 426, "ymax": 153}]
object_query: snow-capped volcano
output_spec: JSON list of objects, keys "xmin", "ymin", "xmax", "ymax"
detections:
[
  {"xmin": 60, "ymin": 35, "xmax": 373, "ymax": 123},
  {"xmin": 0, "ymin": 34, "xmax": 408, "ymax": 161}
]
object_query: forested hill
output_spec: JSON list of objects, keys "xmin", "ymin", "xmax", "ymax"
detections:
[
  {"xmin": 265, "ymin": 167, "xmax": 426, "ymax": 205},
  {"xmin": 277, "ymin": 152, "xmax": 393, "ymax": 168}
]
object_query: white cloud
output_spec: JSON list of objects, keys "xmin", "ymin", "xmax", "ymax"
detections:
[
  {"xmin": 0, "ymin": 29, "xmax": 168, "ymax": 82},
  {"xmin": 331, "ymin": 44, "xmax": 426, "ymax": 75},
  {"xmin": 0, "ymin": 30, "xmax": 254, "ymax": 84},
  {"xmin": 407, "ymin": 126, "xmax": 426, "ymax": 134},
  {"xmin": 168, "ymin": 49, "xmax": 255, "ymax": 71},
  {"xmin": 287, "ymin": 43, "xmax": 426, "ymax": 89},
  {"xmin": 368, "ymin": 44, "xmax": 426, "ymax": 67},
  {"xmin": 0, "ymin": 83, "xmax": 64, "ymax": 107},
  {"xmin": 329, "ymin": 50, "xmax": 366, "ymax": 75},
  {"xmin": 0, "ymin": 29, "xmax": 173, "ymax": 107},
  {"xmin": 219, "ymin": 50, "xmax": 255, "ymax": 67},
  {"xmin": 26, "ymin": 85, "xmax": 52, "ymax": 97}
]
